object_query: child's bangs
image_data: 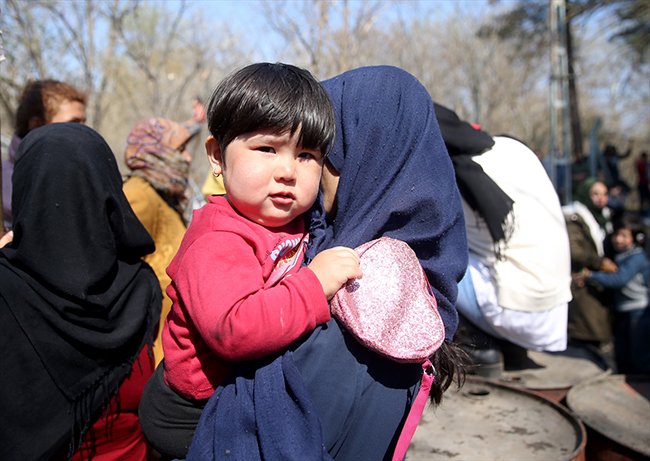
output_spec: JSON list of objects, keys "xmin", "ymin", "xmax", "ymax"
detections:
[
  {"xmin": 261, "ymin": 87, "xmax": 335, "ymax": 156},
  {"xmin": 295, "ymin": 103, "xmax": 336, "ymax": 156},
  {"xmin": 208, "ymin": 63, "xmax": 335, "ymax": 155}
]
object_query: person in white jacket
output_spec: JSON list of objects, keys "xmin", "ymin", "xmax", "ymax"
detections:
[{"xmin": 435, "ymin": 104, "xmax": 572, "ymax": 377}]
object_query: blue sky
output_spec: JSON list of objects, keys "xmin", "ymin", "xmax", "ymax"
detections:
[{"xmin": 176, "ymin": 0, "xmax": 493, "ymax": 61}]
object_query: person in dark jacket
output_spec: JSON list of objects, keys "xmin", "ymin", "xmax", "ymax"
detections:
[{"xmin": 563, "ymin": 178, "xmax": 616, "ymax": 347}]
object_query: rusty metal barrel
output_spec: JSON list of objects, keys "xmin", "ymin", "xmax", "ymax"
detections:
[
  {"xmin": 406, "ymin": 375, "xmax": 586, "ymax": 461},
  {"xmin": 500, "ymin": 349, "xmax": 611, "ymax": 403},
  {"xmin": 567, "ymin": 374, "xmax": 650, "ymax": 460}
]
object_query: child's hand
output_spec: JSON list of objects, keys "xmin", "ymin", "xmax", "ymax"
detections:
[
  {"xmin": 0, "ymin": 230, "xmax": 13, "ymax": 249},
  {"xmin": 573, "ymin": 268, "xmax": 590, "ymax": 287},
  {"xmin": 309, "ymin": 246, "xmax": 363, "ymax": 300},
  {"xmin": 600, "ymin": 257, "xmax": 618, "ymax": 273}
]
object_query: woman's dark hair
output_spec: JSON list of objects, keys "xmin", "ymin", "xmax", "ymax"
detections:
[
  {"xmin": 206, "ymin": 62, "xmax": 335, "ymax": 158},
  {"xmin": 15, "ymin": 80, "xmax": 87, "ymax": 138},
  {"xmin": 613, "ymin": 213, "xmax": 645, "ymax": 245},
  {"xmin": 429, "ymin": 341, "xmax": 467, "ymax": 406}
]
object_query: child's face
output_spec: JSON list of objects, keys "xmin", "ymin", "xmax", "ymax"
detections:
[
  {"xmin": 612, "ymin": 228, "xmax": 634, "ymax": 252},
  {"xmin": 206, "ymin": 128, "xmax": 323, "ymax": 227}
]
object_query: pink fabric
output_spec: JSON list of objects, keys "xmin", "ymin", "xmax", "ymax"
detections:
[
  {"xmin": 163, "ymin": 196, "xmax": 330, "ymax": 399},
  {"xmin": 329, "ymin": 238, "xmax": 443, "ymax": 459},
  {"xmin": 331, "ymin": 237, "xmax": 445, "ymax": 363},
  {"xmin": 392, "ymin": 359, "xmax": 434, "ymax": 461}
]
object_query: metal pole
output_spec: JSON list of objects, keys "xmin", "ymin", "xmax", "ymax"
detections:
[
  {"xmin": 589, "ymin": 118, "xmax": 602, "ymax": 179},
  {"xmin": 549, "ymin": 0, "xmax": 572, "ymax": 205}
]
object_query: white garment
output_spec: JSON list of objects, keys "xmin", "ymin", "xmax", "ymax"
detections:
[
  {"xmin": 561, "ymin": 201, "xmax": 607, "ymax": 257},
  {"xmin": 462, "ymin": 136, "xmax": 572, "ymax": 351},
  {"xmin": 465, "ymin": 136, "xmax": 573, "ymax": 313},
  {"xmin": 469, "ymin": 254, "xmax": 568, "ymax": 351}
]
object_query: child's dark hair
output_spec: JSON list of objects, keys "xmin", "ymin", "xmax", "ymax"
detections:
[
  {"xmin": 613, "ymin": 213, "xmax": 645, "ymax": 245},
  {"xmin": 207, "ymin": 62, "xmax": 335, "ymax": 158}
]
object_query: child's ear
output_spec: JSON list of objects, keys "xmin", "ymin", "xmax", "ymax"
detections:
[{"xmin": 206, "ymin": 136, "xmax": 223, "ymax": 176}]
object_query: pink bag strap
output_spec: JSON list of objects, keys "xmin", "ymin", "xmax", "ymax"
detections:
[{"xmin": 392, "ymin": 359, "xmax": 434, "ymax": 461}]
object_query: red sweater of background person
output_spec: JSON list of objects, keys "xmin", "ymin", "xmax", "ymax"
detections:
[
  {"xmin": 162, "ymin": 195, "xmax": 330, "ymax": 400},
  {"xmin": 637, "ymin": 158, "xmax": 648, "ymax": 185},
  {"xmin": 72, "ymin": 346, "xmax": 154, "ymax": 461}
]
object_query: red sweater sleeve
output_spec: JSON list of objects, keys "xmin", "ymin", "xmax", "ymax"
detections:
[{"xmin": 173, "ymin": 231, "xmax": 330, "ymax": 361}]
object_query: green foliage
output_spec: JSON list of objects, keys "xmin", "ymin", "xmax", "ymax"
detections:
[
  {"xmin": 484, "ymin": 0, "xmax": 649, "ymax": 65},
  {"xmin": 610, "ymin": 0, "xmax": 650, "ymax": 65},
  {"xmin": 479, "ymin": 1, "xmax": 548, "ymax": 59}
]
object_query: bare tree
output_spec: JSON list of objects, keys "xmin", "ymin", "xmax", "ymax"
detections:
[
  {"xmin": 483, "ymin": 0, "xmax": 649, "ymax": 155},
  {"xmin": 259, "ymin": 0, "xmax": 389, "ymax": 79},
  {"xmin": 1, "ymin": 0, "xmax": 251, "ymax": 189},
  {"xmin": 40, "ymin": 0, "xmax": 139, "ymax": 131},
  {"xmin": 1, "ymin": 0, "xmax": 646, "ymax": 178},
  {"xmin": 1, "ymin": 1, "xmax": 67, "ymax": 128},
  {"xmin": 0, "ymin": 0, "xmax": 139, "ymax": 131}
]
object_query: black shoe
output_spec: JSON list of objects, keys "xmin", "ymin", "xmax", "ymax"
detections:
[
  {"xmin": 499, "ymin": 341, "xmax": 543, "ymax": 371},
  {"xmin": 461, "ymin": 344, "xmax": 504, "ymax": 379},
  {"xmin": 455, "ymin": 314, "xmax": 504, "ymax": 378}
]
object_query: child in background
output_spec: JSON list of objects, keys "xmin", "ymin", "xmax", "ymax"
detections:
[
  {"xmin": 184, "ymin": 96, "xmax": 207, "ymax": 137},
  {"xmin": 140, "ymin": 62, "xmax": 363, "ymax": 459},
  {"xmin": 579, "ymin": 214, "xmax": 650, "ymax": 373}
]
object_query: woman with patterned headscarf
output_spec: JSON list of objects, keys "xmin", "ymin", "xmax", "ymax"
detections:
[{"xmin": 123, "ymin": 117, "xmax": 191, "ymax": 366}]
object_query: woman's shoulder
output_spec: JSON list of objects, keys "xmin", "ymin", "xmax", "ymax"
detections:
[
  {"xmin": 123, "ymin": 175, "xmax": 159, "ymax": 200},
  {"xmin": 564, "ymin": 211, "xmax": 588, "ymax": 230}
]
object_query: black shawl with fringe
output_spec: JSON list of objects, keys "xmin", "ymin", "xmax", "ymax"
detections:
[
  {"xmin": 0, "ymin": 124, "xmax": 161, "ymax": 460},
  {"xmin": 433, "ymin": 103, "xmax": 515, "ymax": 256}
]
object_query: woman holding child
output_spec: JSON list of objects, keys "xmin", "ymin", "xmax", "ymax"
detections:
[
  {"xmin": 289, "ymin": 65, "xmax": 468, "ymax": 460},
  {"xmin": 140, "ymin": 64, "xmax": 467, "ymax": 461}
]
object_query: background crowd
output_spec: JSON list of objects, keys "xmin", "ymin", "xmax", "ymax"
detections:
[{"xmin": 1, "ymin": 64, "xmax": 648, "ymax": 461}]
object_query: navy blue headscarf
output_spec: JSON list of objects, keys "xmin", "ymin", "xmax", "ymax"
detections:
[
  {"xmin": 187, "ymin": 66, "xmax": 468, "ymax": 461},
  {"xmin": 307, "ymin": 66, "xmax": 466, "ymax": 337}
]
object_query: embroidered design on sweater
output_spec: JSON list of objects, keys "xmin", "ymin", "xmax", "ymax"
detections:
[{"xmin": 267, "ymin": 234, "xmax": 308, "ymax": 287}]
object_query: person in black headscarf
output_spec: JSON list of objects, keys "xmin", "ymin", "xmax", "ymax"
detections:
[{"xmin": 0, "ymin": 123, "xmax": 161, "ymax": 460}]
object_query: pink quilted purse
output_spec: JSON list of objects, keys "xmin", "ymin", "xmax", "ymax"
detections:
[
  {"xmin": 330, "ymin": 237, "xmax": 446, "ymax": 461},
  {"xmin": 330, "ymin": 237, "xmax": 445, "ymax": 362}
]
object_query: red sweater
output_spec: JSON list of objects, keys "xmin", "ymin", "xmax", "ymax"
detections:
[
  {"xmin": 72, "ymin": 345, "xmax": 154, "ymax": 461},
  {"xmin": 162, "ymin": 196, "xmax": 330, "ymax": 399}
]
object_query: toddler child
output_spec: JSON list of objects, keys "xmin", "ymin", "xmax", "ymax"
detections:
[
  {"xmin": 579, "ymin": 213, "xmax": 650, "ymax": 373},
  {"xmin": 141, "ymin": 62, "xmax": 362, "ymax": 459}
]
